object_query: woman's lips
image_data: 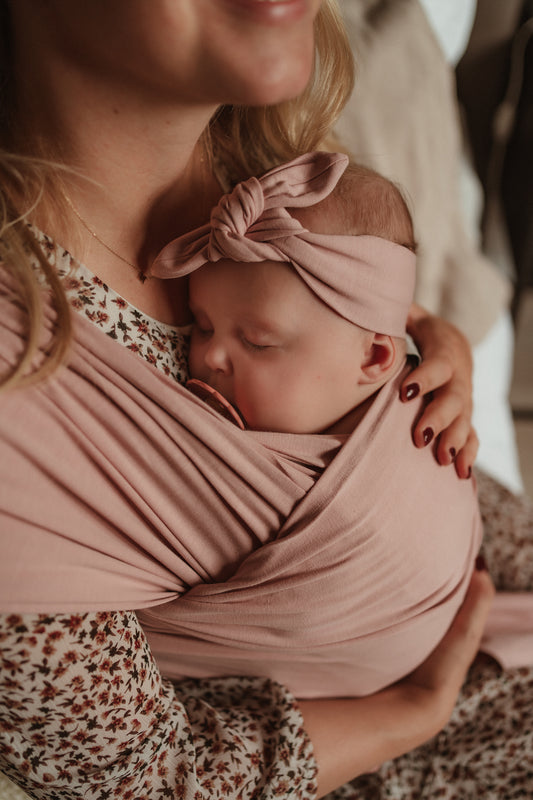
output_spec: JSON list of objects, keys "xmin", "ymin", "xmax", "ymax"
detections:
[{"xmin": 217, "ymin": 0, "xmax": 309, "ymax": 24}]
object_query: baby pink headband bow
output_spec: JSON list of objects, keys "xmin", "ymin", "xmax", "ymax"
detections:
[{"xmin": 150, "ymin": 151, "xmax": 416, "ymax": 337}]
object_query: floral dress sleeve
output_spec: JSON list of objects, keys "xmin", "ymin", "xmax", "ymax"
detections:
[{"xmin": 0, "ymin": 611, "xmax": 318, "ymax": 799}]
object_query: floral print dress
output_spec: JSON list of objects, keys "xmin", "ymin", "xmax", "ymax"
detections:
[{"xmin": 1, "ymin": 235, "xmax": 533, "ymax": 800}]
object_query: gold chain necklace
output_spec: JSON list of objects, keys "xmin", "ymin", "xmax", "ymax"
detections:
[{"xmin": 62, "ymin": 193, "xmax": 148, "ymax": 283}]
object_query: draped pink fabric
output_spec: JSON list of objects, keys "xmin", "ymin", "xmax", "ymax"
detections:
[
  {"xmin": 0, "ymin": 271, "xmax": 495, "ymax": 698},
  {"xmin": 150, "ymin": 152, "xmax": 416, "ymax": 338}
]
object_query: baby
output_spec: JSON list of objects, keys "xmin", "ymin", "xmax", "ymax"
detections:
[
  {"xmin": 186, "ymin": 158, "xmax": 416, "ymax": 436},
  {"xmin": 144, "ymin": 152, "xmax": 482, "ymax": 699}
]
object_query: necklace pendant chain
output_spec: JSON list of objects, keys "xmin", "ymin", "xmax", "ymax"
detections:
[{"xmin": 63, "ymin": 193, "xmax": 148, "ymax": 283}]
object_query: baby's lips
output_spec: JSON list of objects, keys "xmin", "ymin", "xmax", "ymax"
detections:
[{"xmin": 186, "ymin": 379, "xmax": 246, "ymax": 429}]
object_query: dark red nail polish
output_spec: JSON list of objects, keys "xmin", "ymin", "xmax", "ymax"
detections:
[
  {"xmin": 475, "ymin": 554, "xmax": 488, "ymax": 572},
  {"xmin": 449, "ymin": 447, "xmax": 457, "ymax": 460},
  {"xmin": 404, "ymin": 383, "xmax": 420, "ymax": 401},
  {"xmin": 467, "ymin": 466, "xmax": 472, "ymax": 479},
  {"xmin": 423, "ymin": 427, "xmax": 434, "ymax": 445}
]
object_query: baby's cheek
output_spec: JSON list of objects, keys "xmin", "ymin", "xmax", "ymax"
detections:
[
  {"xmin": 233, "ymin": 379, "xmax": 270, "ymax": 429},
  {"xmin": 240, "ymin": 384, "xmax": 295, "ymax": 432}
]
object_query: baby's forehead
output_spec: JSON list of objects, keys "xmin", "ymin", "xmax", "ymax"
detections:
[
  {"xmin": 191, "ymin": 257, "xmax": 325, "ymax": 316},
  {"xmin": 189, "ymin": 258, "xmax": 302, "ymax": 312},
  {"xmin": 193, "ymin": 257, "xmax": 296, "ymax": 286}
]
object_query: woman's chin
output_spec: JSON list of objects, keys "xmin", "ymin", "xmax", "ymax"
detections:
[
  {"xmin": 210, "ymin": 44, "xmax": 315, "ymax": 107},
  {"xmin": 230, "ymin": 72, "xmax": 311, "ymax": 107},
  {"xmin": 198, "ymin": 0, "xmax": 317, "ymax": 106}
]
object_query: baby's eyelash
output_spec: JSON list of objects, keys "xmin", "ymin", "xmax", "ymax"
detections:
[{"xmin": 241, "ymin": 336, "xmax": 271, "ymax": 352}]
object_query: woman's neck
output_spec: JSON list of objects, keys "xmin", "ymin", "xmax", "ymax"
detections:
[{"xmin": 14, "ymin": 47, "xmax": 223, "ymax": 323}]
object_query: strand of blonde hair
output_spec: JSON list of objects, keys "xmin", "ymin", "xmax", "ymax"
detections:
[{"xmin": 0, "ymin": 153, "xmax": 72, "ymax": 389}]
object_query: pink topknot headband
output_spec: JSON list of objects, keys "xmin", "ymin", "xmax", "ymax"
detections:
[{"xmin": 149, "ymin": 152, "xmax": 416, "ymax": 337}]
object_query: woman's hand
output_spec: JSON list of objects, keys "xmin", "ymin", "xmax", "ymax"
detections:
[
  {"xmin": 403, "ymin": 303, "xmax": 478, "ymax": 478},
  {"xmin": 299, "ymin": 561, "xmax": 494, "ymax": 798}
]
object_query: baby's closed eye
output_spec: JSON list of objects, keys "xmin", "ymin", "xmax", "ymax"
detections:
[{"xmin": 240, "ymin": 335, "xmax": 274, "ymax": 352}]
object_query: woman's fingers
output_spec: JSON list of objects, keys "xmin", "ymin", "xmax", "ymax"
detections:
[
  {"xmin": 410, "ymin": 387, "xmax": 479, "ymax": 477},
  {"xmin": 402, "ymin": 354, "xmax": 472, "ymax": 428},
  {"xmin": 410, "ymin": 384, "xmax": 464, "ymax": 444},
  {"xmin": 401, "ymin": 307, "xmax": 479, "ymax": 476},
  {"xmin": 404, "ymin": 305, "xmax": 476, "ymax": 472},
  {"xmin": 401, "ymin": 354, "xmax": 456, "ymax": 405},
  {"xmin": 452, "ymin": 428, "xmax": 479, "ymax": 479},
  {"xmin": 405, "ymin": 378, "xmax": 478, "ymax": 477}
]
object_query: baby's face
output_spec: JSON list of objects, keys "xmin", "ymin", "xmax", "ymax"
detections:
[{"xmin": 188, "ymin": 259, "xmax": 368, "ymax": 433}]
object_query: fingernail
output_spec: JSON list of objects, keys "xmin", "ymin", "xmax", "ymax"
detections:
[
  {"xmin": 475, "ymin": 554, "xmax": 488, "ymax": 571},
  {"xmin": 466, "ymin": 466, "xmax": 472, "ymax": 479},
  {"xmin": 404, "ymin": 383, "xmax": 420, "ymax": 401},
  {"xmin": 423, "ymin": 427, "xmax": 434, "ymax": 445},
  {"xmin": 449, "ymin": 447, "xmax": 457, "ymax": 461}
]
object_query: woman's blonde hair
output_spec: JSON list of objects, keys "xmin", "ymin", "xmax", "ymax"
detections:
[{"xmin": 0, "ymin": 0, "xmax": 354, "ymax": 389}]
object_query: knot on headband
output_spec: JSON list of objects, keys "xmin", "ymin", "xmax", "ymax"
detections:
[{"xmin": 150, "ymin": 151, "xmax": 416, "ymax": 337}]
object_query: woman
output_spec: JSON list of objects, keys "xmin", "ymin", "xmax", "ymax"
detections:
[{"xmin": 0, "ymin": 1, "xmax": 522, "ymax": 798}]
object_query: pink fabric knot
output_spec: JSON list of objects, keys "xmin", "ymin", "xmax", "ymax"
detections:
[
  {"xmin": 206, "ymin": 176, "xmax": 302, "ymax": 265},
  {"xmin": 208, "ymin": 178, "xmax": 267, "ymax": 262}
]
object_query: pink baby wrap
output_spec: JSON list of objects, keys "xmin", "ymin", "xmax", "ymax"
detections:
[
  {"xmin": 0, "ymin": 280, "xmax": 481, "ymax": 697},
  {"xmin": 0, "ymin": 152, "xmax": 529, "ymax": 698}
]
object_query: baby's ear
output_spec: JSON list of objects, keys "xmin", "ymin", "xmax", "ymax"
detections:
[{"xmin": 359, "ymin": 334, "xmax": 397, "ymax": 384}]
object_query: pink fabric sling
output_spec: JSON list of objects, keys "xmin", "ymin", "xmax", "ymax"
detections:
[{"xmin": 0, "ymin": 152, "xmax": 530, "ymax": 698}]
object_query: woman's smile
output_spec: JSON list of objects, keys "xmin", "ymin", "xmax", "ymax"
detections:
[{"xmin": 218, "ymin": 0, "xmax": 312, "ymax": 24}]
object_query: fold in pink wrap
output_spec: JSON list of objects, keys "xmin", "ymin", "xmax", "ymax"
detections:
[
  {"xmin": 0, "ymin": 269, "xmax": 489, "ymax": 698},
  {"xmin": 149, "ymin": 152, "xmax": 416, "ymax": 338}
]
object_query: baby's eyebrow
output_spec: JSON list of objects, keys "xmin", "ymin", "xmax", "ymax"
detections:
[{"xmin": 240, "ymin": 319, "xmax": 284, "ymax": 338}]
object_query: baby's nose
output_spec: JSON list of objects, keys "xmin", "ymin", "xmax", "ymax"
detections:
[{"xmin": 204, "ymin": 340, "xmax": 233, "ymax": 375}]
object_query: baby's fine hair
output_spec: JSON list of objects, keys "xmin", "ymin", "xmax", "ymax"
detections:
[{"xmin": 293, "ymin": 161, "xmax": 417, "ymax": 253}]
